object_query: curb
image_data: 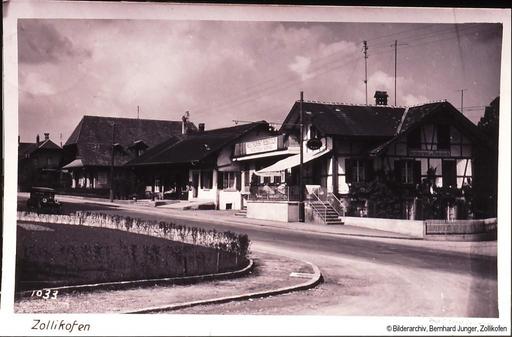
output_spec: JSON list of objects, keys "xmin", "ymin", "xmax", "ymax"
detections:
[
  {"xmin": 16, "ymin": 259, "xmax": 254, "ymax": 297},
  {"xmin": 125, "ymin": 260, "xmax": 323, "ymax": 314}
]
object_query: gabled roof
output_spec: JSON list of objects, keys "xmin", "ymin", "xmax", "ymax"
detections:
[
  {"xmin": 127, "ymin": 121, "xmax": 269, "ymax": 166},
  {"xmin": 64, "ymin": 115, "xmax": 197, "ymax": 167},
  {"xmin": 280, "ymin": 101, "xmax": 406, "ymax": 137},
  {"xmin": 18, "ymin": 139, "xmax": 61, "ymax": 159},
  {"xmin": 369, "ymin": 101, "xmax": 484, "ymax": 156}
]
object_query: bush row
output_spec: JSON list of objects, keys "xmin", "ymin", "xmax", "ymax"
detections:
[{"xmin": 16, "ymin": 211, "xmax": 250, "ymax": 257}]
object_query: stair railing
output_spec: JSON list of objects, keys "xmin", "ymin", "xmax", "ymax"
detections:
[
  {"xmin": 310, "ymin": 190, "xmax": 327, "ymax": 222},
  {"xmin": 327, "ymin": 192, "xmax": 345, "ymax": 222}
]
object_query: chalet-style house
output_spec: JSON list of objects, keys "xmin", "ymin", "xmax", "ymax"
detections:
[
  {"xmin": 18, "ymin": 133, "xmax": 62, "ymax": 191},
  {"xmin": 126, "ymin": 121, "xmax": 284, "ymax": 210},
  {"xmin": 61, "ymin": 115, "xmax": 196, "ymax": 198},
  {"xmin": 245, "ymin": 92, "xmax": 484, "ymax": 222}
]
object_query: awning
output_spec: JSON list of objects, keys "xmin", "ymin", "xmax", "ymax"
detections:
[
  {"xmin": 62, "ymin": 158, "xmax": 84, "ymax": 169},
  {"xmin": 255, "ymin": 148, "xmax": 331, "ymax": 176}
]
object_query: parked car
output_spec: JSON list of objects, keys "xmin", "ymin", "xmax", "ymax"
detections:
[{"xmin": 26, "ymin": 187, "xmax": 62, "ymax": 214}]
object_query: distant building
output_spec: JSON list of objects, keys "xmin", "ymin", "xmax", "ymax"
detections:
[
  {"xmin": 61, "ymin": 115, "xmax": 196, "ymax": 198},
  {"xmin": 18, "ymin": 133, "xmax": 62, "ymax": 191}
]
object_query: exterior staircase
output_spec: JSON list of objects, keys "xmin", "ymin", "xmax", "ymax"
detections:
[
  {"xmin": 235, "ymin": 206, "xmax": 247, "ymax": 217},
  {"xmin": 308, "ymin": 189, "xmax": 345, "ymax": 225}
]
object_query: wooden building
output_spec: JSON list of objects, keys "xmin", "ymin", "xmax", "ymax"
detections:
[{"xmin": 61, "ymin": 115, "xmax": 196, "ymax": 198}]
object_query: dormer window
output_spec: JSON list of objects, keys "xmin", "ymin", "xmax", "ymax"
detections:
[{"xmin": 128, "ymin": 140, "xmax": 149, "ymax": 157}]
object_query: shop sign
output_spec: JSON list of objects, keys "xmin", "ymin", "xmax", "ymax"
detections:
[{"xmin": 245, "ymin": 137, "xmax": 278, "ymax": 154}]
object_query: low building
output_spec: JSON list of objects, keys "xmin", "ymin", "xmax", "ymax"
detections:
[
  {"xmin": 18, "ymin": 133, "xmax": 63, "ymax": 191},
  {"xmin": 126, "ymin": 121, "xmax": 278, "ymax": 209},
  {"xmin": 61, "ymin": 115, "xmax": 196, "ymax": 198}
]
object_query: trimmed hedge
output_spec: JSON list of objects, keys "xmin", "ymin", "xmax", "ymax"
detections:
[{"xmin": 17, "ymin": 211, "xmax": 250, "ymax": 257}]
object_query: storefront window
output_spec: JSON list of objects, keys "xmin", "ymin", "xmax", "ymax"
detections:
[{"xmin": 201, "ymin": 170, "xmax": 213, "ymax": 189}]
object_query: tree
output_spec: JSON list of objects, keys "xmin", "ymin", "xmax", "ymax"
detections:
[{"xmin": 473, "ymin": 97, "xmax": 499, "ymax": 218}]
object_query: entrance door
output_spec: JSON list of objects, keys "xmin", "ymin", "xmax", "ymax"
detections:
[{"xmin": 192, "ymin": 172, "xmax": 199, "ymax": 198}]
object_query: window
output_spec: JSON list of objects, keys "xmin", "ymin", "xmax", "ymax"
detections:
[
  {"xmin": 263, "ymin": 176, "xmax": 271, "ymax": 184},
  {"xmin": 442, "ymin": 160, "xmax": 456, "ymax": 187},
  {"xmin": 201, "ymin": 170, "xmax": 213, "ymax": 189},
  {"xmin": 407, "ymin": 128, "xmax": 421, "ymax": 149},
  {"xmin": 395, "ymin": 160, "xmax": 421, "ymax": 184},
  {"xmin": 309, "ymin": 126, "xmax": 318, "ymax": 139},
  {"xmin": 437, "ymin": 124, "xmax": 450, "ymax": 150},
  {"xmin": 274, "ymin": 175, "xmax": 282, "ymax": 184},
  {"xmin": 221, "ymin": 172, "xmax": 236, "ymax": 190},
  {"xmin": 345, "ymin": 159, "xmax": 373, "ymax": 183}
]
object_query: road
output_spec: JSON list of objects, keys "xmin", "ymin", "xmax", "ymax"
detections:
[{"xmin": 18, "ymin": 197, "xmax": 498, "ymax": 317}]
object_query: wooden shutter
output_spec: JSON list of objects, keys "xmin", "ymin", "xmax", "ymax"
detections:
[
  {"xmin": 217, "ymin": 171, "xmax": 224, "ymax": 190},
  {"xmin": 236, "ymin": 172, "xmax": 242, "ymax": 191},
  {"xmin": 413, "ymin": 160, "xmax": 421, "ymax": 184}
]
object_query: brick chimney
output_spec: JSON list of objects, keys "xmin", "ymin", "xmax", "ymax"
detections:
[
  {"xmin": 198, "ymin": 123, "xmax": 205, "ymax": 133},
  {"xmin": 44, "ymin": 133, "xmax": 49, "ymax": 140},
  {"xmin": 36, "ymin": 134, "xmax": 40, "ymax": 146},
  {"xmin": 374, "ymin": 91, "xmax": 389, "ymax": 106}
]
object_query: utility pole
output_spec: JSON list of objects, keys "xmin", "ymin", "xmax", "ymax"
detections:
[
  {"xmin": 109, "ymin": 122, "xmax": 115, "ymax": 202},
  {"xmin": 457, "ymin": 89, "xmax": 467, "ymax": 114},
  {"xmin": 299, "ymin": 91, "xmax": 304, "ymax": 222},
  {"xmin": 363, "ymin": 41, "xmax": 369, "ymax": 105},
  {"xmin": 392, "ymin": 40, "xmax": 408, "ymax": 106},
  {"xmin": 137, "ymin": 105, "xmax": 140, "ymax": 119}
]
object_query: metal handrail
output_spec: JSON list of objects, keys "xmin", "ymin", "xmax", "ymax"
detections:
[
  {"xmin": 310, "ymin": 191, "xmax": 327, "ymax": 221},
  {"xmin": 327, "ymin": 192, "xmax": 345, "ymax": 219}
]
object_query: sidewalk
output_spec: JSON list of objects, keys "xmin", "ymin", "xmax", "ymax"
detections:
[
  {"xmin": 14, "ymin": 252, "xmax": 319, "ymax": 314},
  {"xmin": 19, "ymin": 193, "xmax": 498, "ymax": 257}
]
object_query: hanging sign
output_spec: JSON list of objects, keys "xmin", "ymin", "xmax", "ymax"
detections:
[{"xmin": 306, "ymin": 138, "xmax": 322, "ymax": 150}]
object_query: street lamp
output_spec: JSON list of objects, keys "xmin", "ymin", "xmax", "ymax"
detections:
[{"xmin": 109, "ymin": 122, "xmax": 115, "ymax": 202}]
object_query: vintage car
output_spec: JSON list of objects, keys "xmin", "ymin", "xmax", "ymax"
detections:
[{"xmin": 26, "ymin": 187, "xmax": 62, "ymax": 213}]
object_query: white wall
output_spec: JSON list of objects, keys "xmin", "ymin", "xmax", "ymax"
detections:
[
  {"xmin": 247, "ymin": 201, "xmax": 299, "ymax": 222},
  {"xmin": 219, "ymin": 190, "xmax": 242, "ymax": 210}
]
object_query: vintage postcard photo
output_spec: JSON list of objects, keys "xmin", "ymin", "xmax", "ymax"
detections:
[{"xmin": 2, "ymin": 1, "xmax": 511, "ymax": 336}]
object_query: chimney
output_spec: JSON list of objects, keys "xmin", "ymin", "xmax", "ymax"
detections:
[
  {"xmin": 44, "ymin": 133, "xmax": 49, "ymax": 140},
  {"xmin": 374, "ymin": 91, "xmax": 389, "ymax": 106},
  {"xmin": 198, "ymin": 123, "xmax": 205, "ymax": 133},
  {"xmin": 182, "ymin": 111, "xmax": 190, "ymax": 135},
  {"xmin": 36, "ymin": 134, "xmax": 40, "ymax": 146}
]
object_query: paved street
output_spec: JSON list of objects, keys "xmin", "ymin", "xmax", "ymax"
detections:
[{"xmin": 17, "ymin": 195, "xmax": 498, "ymax": 317}]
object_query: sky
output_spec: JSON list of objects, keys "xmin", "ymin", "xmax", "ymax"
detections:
[{"xmin": 17, "ymin": 19, "xmax": 503, "ymax": 144}]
